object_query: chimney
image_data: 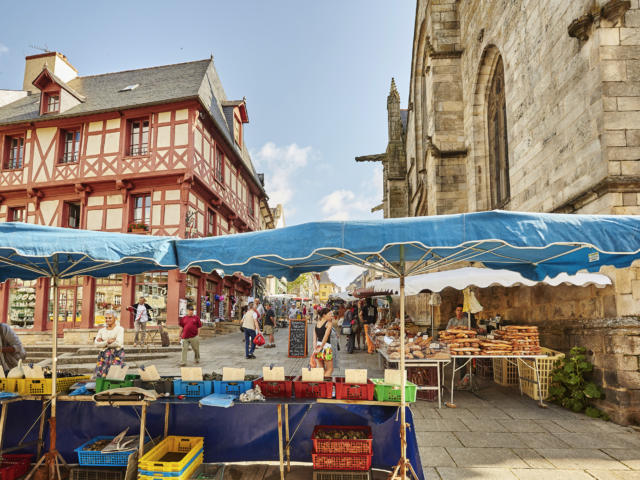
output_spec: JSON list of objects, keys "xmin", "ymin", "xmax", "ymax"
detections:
[{"xmin": 23, "ymin": 52, "xmax": 78, "ymax": 92}]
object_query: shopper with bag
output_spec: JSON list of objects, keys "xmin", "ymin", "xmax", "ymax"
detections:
[
  {"xmin": 312, "ymin": 307, "xmax": 334, "ymax": 378},
  {"xmin": 241, "ymin": 304, "xmax": 261, "ymax": 359}
]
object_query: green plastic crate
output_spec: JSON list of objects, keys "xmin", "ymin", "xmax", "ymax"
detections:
[
  {"xmin": 95, "ymin": 374, "xmax": 140, "ymax": 393},
  {"xmin": 370, "ymin": 378, "xmax": 417, "ymax": 402}
]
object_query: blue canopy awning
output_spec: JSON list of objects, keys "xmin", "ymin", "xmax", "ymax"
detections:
[
  {"xmin": 177, "ymin": 210, "xmax": 640, "ymax": 281},
  {"xmin": 0, "ymin": 222, "xmax": 177, "ymax": 281}
]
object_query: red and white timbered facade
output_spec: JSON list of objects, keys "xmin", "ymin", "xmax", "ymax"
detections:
[{"xmin": 0, "ymin": 53, "xmax": 270, "ymax": 332}]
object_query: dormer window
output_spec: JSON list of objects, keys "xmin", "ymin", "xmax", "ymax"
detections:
[
  {"xmin": 45, "ymin": 93, "xmax": 60, "ymax": 113},
  {"xmin": 233, "ymin": 115, "xmax": 242, "ymax": 146}
]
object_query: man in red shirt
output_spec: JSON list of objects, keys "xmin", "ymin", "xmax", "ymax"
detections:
[{"xmin": 179, "ymin": 306, "xmax": 202, "ymax": 366}]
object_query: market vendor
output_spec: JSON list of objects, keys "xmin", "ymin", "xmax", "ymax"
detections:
[
  {"xmin": 94, "ymin": 310, "xmax": 125, "ymax": 378},
  {"xmin": 447, "ymin": 304, "xmax": 476, "ymax": 329},
  {"xmin": 0, "ymin": 323, "xmax": 26, "ymax": 373}
]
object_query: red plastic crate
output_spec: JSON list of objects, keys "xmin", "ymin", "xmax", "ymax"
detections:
[
  {"xmin": 416, "ymin": 389, "xmax": 438, "ymax": 401},
  {"xmin": 334, "ymin": 378, "xmax": 375, "ymax": 401},
  {"xmin": 1, "ymin": 454, "xmax": 32, "ymax": 480},
  {"xmin": 293, "ymin": 376, "xmax": 333, "ymax": 399},
  {"xmin": 312, "ymin": 451, "xmax": 372, "ymax": 471},
  {"xmin": 254, "ymin": 376, "xmax": 294, "ymax": 398},
  {"xmin": 312, "ymin": 425, "xmax": 372, "ymax": 455}
]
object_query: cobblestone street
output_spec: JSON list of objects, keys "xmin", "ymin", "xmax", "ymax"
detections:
[{"xmin": 142, "ymin": 327, "xmax": 640, "ymax": 479}]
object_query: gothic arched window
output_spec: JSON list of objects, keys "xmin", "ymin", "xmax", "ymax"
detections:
[{"xmin": 487, "ymin": 57, "xmax": 510, "ymax": 209}]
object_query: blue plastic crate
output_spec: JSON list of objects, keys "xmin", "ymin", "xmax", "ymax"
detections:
[
  {"xmin": 172, "ymin": 380, "xmax": 212, "ymax": 398},
  {"xmin": 213, "ymin": 380, "xmax": 253, "ymax": 399},
  {"xmin": 75, "ymin": 436, "xmax": 137, "ymax": 466}
]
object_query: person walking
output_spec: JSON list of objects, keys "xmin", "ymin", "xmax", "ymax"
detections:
[
  {"xmin": 363, "ymin": 298, "xmax": 378, "ymax": 354},
  {"xmin": 312, "ymin": 307, "xmax": 334, "ymax": 378},
  {"xmin": 94, "ymin": 310, "xmax": 125, "ymax": 378},
  {"xmin": 0, "ymin": 323, "xmax": 26, "ymax": 373},
  {"xmin": 242, "ymin": 304, "xmax": 261, "ymax": 359},
  {"xmin": 179, "ymin": 306, "xmax": 202, "ymax": 366},
  {"xmin": 343, "ymin": 302, "xmax": 358, "ymax": 354},
  {"xmin": 263, "ymin": 302, "xmax": 276, "ymax": 348},
  {"xmin": 129, "ymin": 297, "xmax": 153, "ymax": 347}
]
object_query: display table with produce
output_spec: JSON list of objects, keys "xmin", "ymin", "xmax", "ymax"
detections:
[{"xmin": 0, "ymin": 385, "xmax": 425, "ymax": 480}]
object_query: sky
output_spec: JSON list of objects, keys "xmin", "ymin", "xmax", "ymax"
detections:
[{"xmin": 0, "ymin": 1, "xmax": 416, "ymax": 288}]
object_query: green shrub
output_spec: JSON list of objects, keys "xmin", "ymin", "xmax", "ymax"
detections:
[{"xmin": 548, "ymin": 346, "xmax": 609, "ymax": 420}]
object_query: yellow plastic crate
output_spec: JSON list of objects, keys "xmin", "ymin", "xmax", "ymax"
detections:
[
  {"xmin": 517, "ymin": 347, "xmax": 565, "ymax": 400},
  {"xmin": 0, "ymin": 378, "xmax": 18, "ymax": 393},
  {"xmin": 14, "ymin": 378, "xmax": 30, "ymax": 395},
  {"xmin": 24, "ymin": 375, "xmax": 91, "ymax": 395},
  {"xmin": 138, "ymin": 453, "xmax": 202, "ymax": 480},
  {"xmin": 492, "ymin": 358, "xmax": 518, "ymax": 386},
  {"xmin": 138, "ymin": 436, "xmax": 203, "ymax": 474}
]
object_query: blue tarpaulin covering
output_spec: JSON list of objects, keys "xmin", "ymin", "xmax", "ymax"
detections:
[
  {"xmin": 6, "ymin": 400, "xmax": 423, "ymax": 478},
  {"xmin": 0, "ymin": 222, "xmax": 177, "ymax": 281},
  {"xmin": 176, "ymin": 210, "xmax": 640, "ymax": 281}
]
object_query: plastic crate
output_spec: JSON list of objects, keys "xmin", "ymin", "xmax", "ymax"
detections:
[
  {"xmin": 212, "ymin": 380, "xmax": 253, "ymax": 399},
  {"xmin": 173, "ymin": 380, "xmax": 213, "ymax": 398},
  {"xmin": 293, "ymin": 377, "xmax": 334, "ymax": 399},
  {"xmin": 138, "ymin": 436, "xmax": 203, "ymax": 475},
  {"xmin": 0, "ymin": 379, "xmax": 18, "ymax": 393},
  {"xmin": 334, "ymin": 379, "xmax": 375, "ymax": 401},
  {"xmin": 475, "ymin": 358, "xmax": 494, "ymax": 379},
  {"xmin": 70, "ymin": 466, "xmax": 126, "ymax": 480},
  {"xmin": 312, "ymin": 452, "xmax": 372, "ymax": 471},
  {"xmin": 518, "ymin": 347, "xmax": 565, "ymax": 400},
  {"xmin": 26, "ymin": 375, "xmax": 91, "ymax": 395},
  {"xmin": 313, "ymin": 470, "xmax": 371, "ymax": 480},
  {"xmin": 75, "ymin": 436, "xmax": 138, "ymax": 466},
  {"xmin": 0, "ymin": 464, "xmax": 18, "ymax": 480},
  {"xmin": 95, "ymin": 374, "xmax": 140, "ymax": 393},
  {"xmin": 0, "ymin": 454, "xmax": 32, "ymax": 480},
  {"xmin": 13, "ymin": 379, "xmax": 29, "ymax": 396},
  {"xmin": 133, "ymin": 378, "xmax": 173, "ymax": 395},
  {"xmin": 370, "ymin": 379, "xmax": 417, "ymax": 403},
  {"xmin": 139, "ymin": 452, "xmax": 202, "ymax": 479},
  {"xmin": 312, "ymin": 425, "xmax": 372, "ymax": 455},
  {"xmin": 254, "ymin": 376, "xmax": 294, "ymax": 399},
  {"xmin": 492, "ymin": 358, "xmax": 518, "ymax": 386}
]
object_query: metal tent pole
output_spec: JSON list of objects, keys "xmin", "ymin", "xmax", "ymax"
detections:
[
  {"xmin": 49, "ymin": 274, "xmax": 59, "ymax": 480},
  {"xmin": 399, "ymin": 270, "xmax": 406, "ymax": 480}
]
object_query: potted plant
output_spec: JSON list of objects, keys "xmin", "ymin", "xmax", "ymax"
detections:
[{"xmin": 128, "ymin": 222, "xmax": 149, "ymax": 234}]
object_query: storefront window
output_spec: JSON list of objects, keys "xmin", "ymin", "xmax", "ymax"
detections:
[
  {"xmin": 135, "ymin": 272, "xmax": 168, "ymax": 325},
  {"xmin": 8, "ymin": 279, "xmax": 36, "ymax": 329},
  {"xmin": 185, "ymin": 274, "xmax": 199, "ymax": 310},
  {"xmin": 95, "ymin": 274, "xmax": 123, "ymax": 325},
  {"xmin": 49, "ymin": 277, "xmax": 83, "ymax": 324},
  {"xmin": 203, "ymin": 279, "xmax": 217, "ymax": 321}
]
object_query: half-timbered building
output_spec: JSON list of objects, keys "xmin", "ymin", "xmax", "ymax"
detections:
[{"xmin": 0, "ymin": 52, "xmax": 273, "ymax": 333}]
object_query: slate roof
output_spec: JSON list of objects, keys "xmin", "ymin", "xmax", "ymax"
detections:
[{"xmin": 0, "ymin": 58, "xmax": 264, "ymax": 194}]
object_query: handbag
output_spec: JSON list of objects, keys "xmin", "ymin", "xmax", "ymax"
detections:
[
  {"xmin": 341, "ymin": 325, "xmax": 352, "ymax": 335},
  {"xmin": 240, "ymin": 326, "xmax": 245, "ymax": 333},
  {"xmin": 351, "ymin": 319, "xmax": 360, "ymax": 334},
  {"xmin": 253, "ymin": 332, "xmax": 265, "ymax": 346}
]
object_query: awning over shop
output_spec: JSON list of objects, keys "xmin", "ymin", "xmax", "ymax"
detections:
[
  {"xmin": 329, "ymin": 291, "xmax": 358, "ymax": 302},
  {"xmin": 367, "ymin": 267, "xmax": 613, "ymax": 295}
]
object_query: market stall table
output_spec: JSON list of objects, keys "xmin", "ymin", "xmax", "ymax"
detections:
[
  {"xmin": 3, "ymin": 394, "xmax": 425, "ymax": 480},
  {"xmin": 377, "ymin": 349, "xmax": 451, "ymax": 408}
]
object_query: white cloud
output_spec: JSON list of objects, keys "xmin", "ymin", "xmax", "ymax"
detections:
[
  {"xmin": 252, "ymin": 141, "xmax": 312, "ymax": 210},
  {"xmin": 328, "ymin": 266, "xmax": 365, "ymax": 290},
  {"xmin": 0, "ymin": 44, "xmax": 8, "ymax": 55},
  {"xmin": 319, "ymin": 165, "xmax": 384, "ymax": 221}
]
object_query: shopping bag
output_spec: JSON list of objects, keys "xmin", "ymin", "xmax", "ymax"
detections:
[
  {"xmin": 253, "ymin": 333, "xmax": 266, "ymax": 346},
  {"xmin": 341, "ymin": 325, "xmax": 352, "ymax": 335}
]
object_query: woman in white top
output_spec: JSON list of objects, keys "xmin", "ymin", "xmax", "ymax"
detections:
[{"xmin": 94, "ymin": 310, "xmax": 125, "ymax": 378}]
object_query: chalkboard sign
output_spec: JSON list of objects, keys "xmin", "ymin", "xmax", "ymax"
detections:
[{"xmin": 288, "ymin": 319, "xmax": 308, "ymax": 358}]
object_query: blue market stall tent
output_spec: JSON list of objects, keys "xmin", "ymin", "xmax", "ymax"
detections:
[
  {"xmin": 177, "ymin": 210, "xmax": 640, "ymax": 479},
  {"xmin": 0, "ymin": 222, "xmax": 177, "ymax": 480}
]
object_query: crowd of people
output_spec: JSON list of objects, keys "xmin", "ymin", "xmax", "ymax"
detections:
[{"xmin": 0, "ymin": 294, "xmax": 385, "ymax": 383}]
